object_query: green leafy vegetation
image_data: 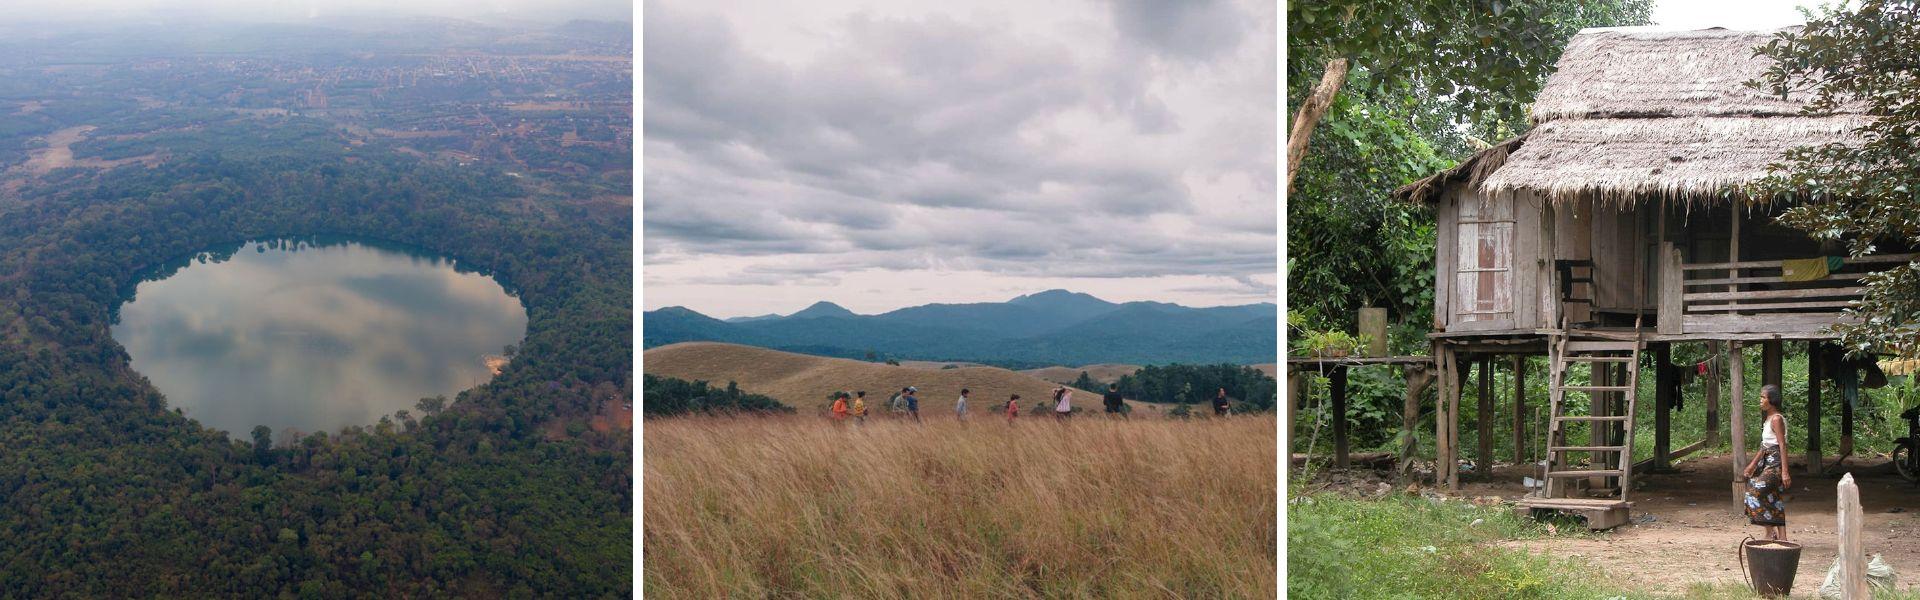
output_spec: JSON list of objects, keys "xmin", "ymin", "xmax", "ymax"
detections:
[{"xmin": 1749, "ymin": 0, "xmax": 1920, "ymax": 358}]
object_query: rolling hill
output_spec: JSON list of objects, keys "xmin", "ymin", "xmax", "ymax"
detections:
[
  {"xmin": 643, "ymin": 289, "xmax": 1275, "ymax": 366},
  {"xmin": 642, "ymin": 342, "xmax": 1147, "ymax": 415},
  {"xmin": 1020, "ymin": 364, "xmax": 1144, "ymax": 385}
]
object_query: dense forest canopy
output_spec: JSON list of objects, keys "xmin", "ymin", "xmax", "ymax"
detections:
[{"xmin": 0, "ymin": 17, "xmax": 630, "ymax": 598}]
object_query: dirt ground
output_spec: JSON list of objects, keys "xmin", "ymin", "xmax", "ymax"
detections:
[{"xmin": 1457, "ymin": 453, "xmax": 1920, "ymax": 597}]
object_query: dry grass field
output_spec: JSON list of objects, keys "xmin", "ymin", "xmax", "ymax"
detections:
[
  {"xmin": 644, "ymin": 342, "xmax": 1147, "ymax": 414},
  {"xmin": 642, "ymin": 415, "xmax": 1278, "ymax": 598}
]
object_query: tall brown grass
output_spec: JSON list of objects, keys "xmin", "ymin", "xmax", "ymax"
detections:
[{"xmin": 643, "ymin": 414, "xmax": 1278, "ymax": 598}]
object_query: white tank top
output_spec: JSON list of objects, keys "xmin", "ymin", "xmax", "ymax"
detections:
[{"xmin": 1761, "ymin": 415, "xmax": 1782, "ymax": 448}]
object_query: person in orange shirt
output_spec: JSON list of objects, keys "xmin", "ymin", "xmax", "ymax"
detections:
[
  {"xmin": 1005, "ymin": 394, "xmax": 1021, "ymax": 424},
  {"xmin": 830, "ymin": 392, "xmax": 850, "ymax": 423},
  {"xmin": 851, "ymin": 391, "xmax": 868, "ymax": 426}
]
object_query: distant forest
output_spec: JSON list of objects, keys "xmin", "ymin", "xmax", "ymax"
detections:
[
  {"xmin": 0, "ymin": 47, "xmax": 631, "ymax": 600},
  {"xmin": 641, "ymin": 375, "xmax": 791, "ymax": 417}
]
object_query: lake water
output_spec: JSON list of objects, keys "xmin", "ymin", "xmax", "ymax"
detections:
[{"xmin": 112, "ymin": 237, "xmax": 528, "ymax": 438}]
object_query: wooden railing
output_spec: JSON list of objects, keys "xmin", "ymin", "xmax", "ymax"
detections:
[{"xmin": 1657, "ymin": 243, "xmax": 1914, "ymax": 335}]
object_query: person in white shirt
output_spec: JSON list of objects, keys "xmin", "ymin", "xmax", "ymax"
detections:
[
  {"xmin": 1054, "ymin": 387, "xmax": 1072, "ymax": 420},
  {"xmin": 1741, "ymin": 384, "xmax": 1792, "ymax": 540},
  {"xmin": 955, "ymin": 388, "xmax": 970, "ymax": 420}
]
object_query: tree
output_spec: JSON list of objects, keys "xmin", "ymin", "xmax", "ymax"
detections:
[
  {"xmin": 1071, "ymin": 371, "xmax": 1097, "ymax": 392},
  {"xmin": 252, "ymin": 425, "xmax": 274, "ymax": 464},
  {"xmin": 1286, "ymin": 0, "xmax": 1654, "ymax": 191},
  {"xmin": 416, "ymin": 395, "xmax": 446, "ymax": 416},
  {"xmin": 1750, "ymin": 0, "xmax": 1920, "ymax": 358}
]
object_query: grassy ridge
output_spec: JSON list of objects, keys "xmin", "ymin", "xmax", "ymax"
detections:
[{"xmin": 643, "ymin": 415, "xmax": 1277, "ymax": 598}]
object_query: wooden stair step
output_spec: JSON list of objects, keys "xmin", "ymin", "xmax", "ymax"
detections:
[
  {"xmin": 1566, "ymin": 341, "xmax": 1640, "ymax": 352},
  {"xmin": 1556, "ymin": 385, "xmax": 1634, "ymax": 393},
  {"xmin": 1550, "ymin": 446, "xmax": 1627, "ymax": 453},
  {"xmin": 1555, "ymin": 415, "xmax": 1630, "ymax": 422},
  {"xmin": 1545, "ymin": 469, "xmax": 1624, "ymax": 478},
  {"xmin": 1517, "ymin": 498, "xmax": 1630, "ymax": 510}
]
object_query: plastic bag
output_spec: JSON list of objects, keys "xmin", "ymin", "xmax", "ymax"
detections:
[{"xmin": 1818, "ymin": 553, "xmax": 1898, "ymax": 599}]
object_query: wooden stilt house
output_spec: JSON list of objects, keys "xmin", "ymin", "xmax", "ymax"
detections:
[{"xmin": 1393, "ymin": 27, "xmax": 1905, "ymax": 528}]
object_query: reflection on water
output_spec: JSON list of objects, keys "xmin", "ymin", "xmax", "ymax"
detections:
[{"xmin": 112, "ymin": 237, "xmax": 528, "ymax": 438}]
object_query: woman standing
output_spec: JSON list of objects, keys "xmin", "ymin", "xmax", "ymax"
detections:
[
  {"xmin": 1742, "ymin": 384, "xmax": 1793, "ymax": 540},
  {"xmin": 1005, "ymin": 394, "xmax": 1021, "ymax": 424}
]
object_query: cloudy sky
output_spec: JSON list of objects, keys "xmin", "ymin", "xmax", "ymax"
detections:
[
  {"xmin": 0, "ymin": 0, "xmax": 631, "ymax": 24},
  {"xmin": 643, "ymin": 0, "xmax": 1276, "ymax": 318}
]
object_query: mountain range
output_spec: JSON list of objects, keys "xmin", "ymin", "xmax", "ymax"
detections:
[{"xmin": 643, "ymin": 290, "xmax": 1277, "ymax": 367}]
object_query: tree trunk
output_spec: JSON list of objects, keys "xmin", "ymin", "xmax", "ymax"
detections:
[{"xmin": 1285, "ymin": 58, "xmax": 1351, "ymax": 193}]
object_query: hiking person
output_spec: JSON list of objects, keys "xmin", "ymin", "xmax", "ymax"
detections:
[
  {"xmin": 1103, "ymin": 383, "xmax": 1126, "ymax": 417},
  {"xmin": 1053, "ymin": 387, "xmax": 1072, "ymax": 421},
  {"xmin": 889, "ymin": 388, "xmax": 907, "ymax": 415},
  {"xmin": 830, "ymin": 392, "xmax": 849, "ymax": 423},
  {"xmin": 904, "ymin": 386, "xmax": 921, "ymax": 422},
  {"xmin": 1213, "ymin": 388, "xmax": 1231, "ymax": 417},
  {"xmin": 851, "ymin": 391, "xmax": 868, "ymax": 426},
  {"xmin": 1742, "ymin": 384, "xmax": 1792, "ymax": 540},
  {"xmin": 1005, "ymin": 394, "xmax": 1021, "ymax": 423},
  {"xmin": 955, "ymin": 388, "xmax": 970, "ymax": 420}
]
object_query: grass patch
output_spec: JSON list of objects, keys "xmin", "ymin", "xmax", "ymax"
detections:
[
  {"xmin": 1288, "ymin": 488, "xmax": 1642, "ymax": 599},
  {"xmin": 644, "ymin": 415, "xmax": 1277, "ymax": 598}
]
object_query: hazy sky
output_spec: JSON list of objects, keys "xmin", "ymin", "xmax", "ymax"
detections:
[
  {"xmin": 643, "ymin": 0, "xmax": 1277, "ymax": 318},
  {"xmin": 0, "ymin": 0, "xmax": 632, "ymax": 24},
  {"xmin": 1650, "ymin": 0, "xmax": 1826, "ymax": 29}
]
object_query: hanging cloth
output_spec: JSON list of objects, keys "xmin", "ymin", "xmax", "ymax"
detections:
[{"xmin": 1781, "ymin": 256, "xmax": 1844, "ymax": 282}]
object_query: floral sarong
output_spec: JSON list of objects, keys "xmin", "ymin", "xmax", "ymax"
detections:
[{"xmin": 1744, "ymin": 445, "xmax": 1787, "ymax": 526}]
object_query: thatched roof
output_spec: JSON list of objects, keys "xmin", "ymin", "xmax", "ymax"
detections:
[
  {"xmin": 1393, "ymin": 136, "xmax": 1523, "ymax": 204},
  {"xmin": 1529, "ymin": 28, "xmax": 1829, "ymax": 123},
  {"xmin": 1481, "ymin": 114, "xmax": 1870, "ymax": 201},
  {"xmin": 1399, "ymin": 27, "xmax": 1870, "ymax": 204}
]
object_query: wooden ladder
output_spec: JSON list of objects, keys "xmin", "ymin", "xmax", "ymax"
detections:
[{"xmin": 1520, "ymin": 318, "xmax": 1642, "ymax": 529}]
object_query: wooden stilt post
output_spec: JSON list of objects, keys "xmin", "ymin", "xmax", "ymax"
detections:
[
  {"xmin": 1763, "ymin": 339, "xmax": 1783, "ymax": 392},
  {"xmin": 1513, "ymin": 355, "xmax": 1527, "ymax": 464},
  {"xmin": 1730, "ymin": 341, "xmax": 1748, "ymax": 505},
  {"xmin": 1808, "ymin": 342, "xmax": 1824, "ymax": 477},
  {"xmin": 1436, "ymin": 346, "xmax": 1456, "ymax": 490},
  {"xmin": 1655, "ymin": 342, "xmax": 1673, "ymax": 470},
  {"xmin": 1287, "ymin": 371, "xmax": 1305, "ymax": 453},
  {"xmin": 1332, "ymin": 366, "xmax": 1350, "ymax": 469},
  {"xmin": 1398, "ymin": 364, "xmax": 1435, "ymax": 481},
  {"xmin": 1835, "ymin": 343, "xmax": 1854, "ymax": 464},
  {"xmin": 1443, "ymin": 351, "xmax": 1459, "ymax": 492},
  {"xmin": 1478, "ymin": 355, "xmax": 1493, "ymax": 476},
  {"xmin": 1706, "ymin": 341, "xmax": 1721, "ymax": 447}
]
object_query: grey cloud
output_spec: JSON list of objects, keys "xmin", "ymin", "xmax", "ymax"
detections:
[
  {"xmin": 644, "ymin": 0, "xmax": 1273, "ymax": 295},
  {"xmin": 1105, "ymin": 0, "xmax": 1247, "ymax": 61}
]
